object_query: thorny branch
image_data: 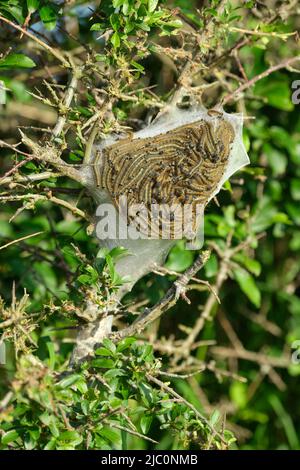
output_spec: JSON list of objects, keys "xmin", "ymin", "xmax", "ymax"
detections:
[
  {"xmin": 112, "ymin": 250, "xmax": 211, "ymax": 340},
  {"xmin": 0, "ymin": 15, "xmax": 70, "ymax": 68},
  {"xmin": 222, "ymin": 55, "xmax": 300, "ymax": 105}
]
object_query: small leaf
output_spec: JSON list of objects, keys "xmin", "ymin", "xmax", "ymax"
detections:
[
  {"xmin": 92, "ymin": 358, "xmax": 115, "ymax": 369},
  {"xmin": 148, "ymin": 0, "xmax": 159, "ymax": 13},
  {"xmin": 263, "ymin": 144, "xmax": 287, "ymax": 176},
  {"xmin": 27, "ymin": 0, "xmax": 39, "ymax": 13},
  {"xmin": 58, "ymin": 374, "xmax": 83, "ymax": 389},
  {"xmin": 102, "ymin": 337, "xmax": 116, "ymax": 353},
  {"xmin": 45, "ymin": 338, "xmax": 56, "ymax": 370},
  {"xmin": 0, "ymin": 54, "xmax": 36, "ymax": 69},
  {"xmin": 254, "ymin": 75, "xmax": 294, "ymax": 111},
  {"xmin": 140, "ymin": 414, "xmax": 153, "ymax": 434},
  {"xmin": 210, "ymin": 410, "xmax": 220, "ymax": 427},
  {"xmin": 0, "ymin": 4, "xmax": 24, "ymax": 23},
  {"xmin": 233, "ymin": 267, "xmax": 261, "ymax": 308},
  {"xmin": 1, "ymin": 430, "xmax": 19, "ymax": 445},
  {"xmin": 44, "ymin": 438, "xmax": 57, "ymax": 450},
  {"xmin": 230, "ymin": 382, "xmax": 248, "ymax": 409},
  {"xmin": 98, "ymin": 427, "xmax": 120, "ymax": 444},
  {"xmin": 95, "ymin": 347, "xmax": 112, "ymax": 356},
  {"xmin": 111, "ymin": 31, "xmax": 120, "ymax": 48},
  {"xmin": 90, "ymin": 23, "xmax": 104, "ymax": 31},
  {"xmin": 233, "ymin": 253, "xmax": 261, "ymax": 276},
  {"xmin": 39, "ymin": 5, "xmax": 57, "ymax": 30},
  {"xmin": 204, "ymin": 253, "xmax": 218, "ymax": 278},
  {"xmin": 117, "ymin": 337, "xmax": 136, "ymax": 352},
  {"xmin": 165, "ymin": 241, "xmax": 193, "ymax": 272},
  {"xmin": 58, "ymin": 431, "xmax": 83, "ymax": 446}
]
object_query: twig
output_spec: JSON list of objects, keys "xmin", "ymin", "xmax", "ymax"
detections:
[
  {"xmin": 0, "ymin": 140, "xmax": 34, "ymax": 184},
  {"xmin": 222, "ymin": 56, "xmax": 300, "ymax": 105},
  {"xmin": 229, "ymin": 27, "xmax": 296, "ymax": 39},
  {"xmin": 83, "ymin": 121, "xmax": 99, "ymax": 165},
  {"xmin": 0, "ymin": 15, "xmax": 70, "ymax": 68},
  {"xmin": 0, "ymin": 392, "xmax": 13, "ymax": 411},
  {"xmin": 0, "ymin": 193, "xmax": 91, "ymax": 222},
  {"xmin": 211, "ymin": 346, "xmax": 291, "ymax": 368},
  {"xmin": 0, "ymin": 171, "xmax": 61, "ymax": 186},
  {"xmin": 153, "ymin": 265, "xmax": 220, "ymax": 303},
  {"xmin": 180, "ymin": 250, "xmax": 230, "ymax": 351},
  {"xmin": 106, "ymin": 421, "xmax": 158, "ymax": 444},
  {"xmin": 146, "ymin": 373, "xmax": 226, "ymax": 446},
  {"xmin": 179, "ymin": 234, "xmax": 257, "ymax": 353},
  {"xmin": 0, "ymin": 139, "xmax": 32, "ymax": 158},
  {"xmin": 20, "ymin": 132, "xmax": 86, "ymax": 184},
  {"xmin": 112, "ymin": 251, "xmax": 210, "ymax": 340},
  {"xmin": 52, "ymin": 71, "xmax": 82, "ymax": 139},
  {"xmin": 0, "ymin": 231, "xmax": 44, "ymax": 252}
]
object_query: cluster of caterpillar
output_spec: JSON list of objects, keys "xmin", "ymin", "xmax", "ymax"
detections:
[{"xmin": 93, "ymin": 117, "xmax": 235, "ymax": 239}]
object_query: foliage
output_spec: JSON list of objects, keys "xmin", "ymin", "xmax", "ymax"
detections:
[{"xmin": 1, "ymin": 338, "xmax": 232, "ymax": 450}]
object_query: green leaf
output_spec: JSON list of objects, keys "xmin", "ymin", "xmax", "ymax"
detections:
[
  {"xmin": 1, "ymin": 430, "xmax": 19, "ymax": 445},
  {"xmin": 39, "ymin": 413, "xmax": 59, "ymax": 438},
  {"xmin": 90, "ymin": 23, "xmax": 104, "ymax": 31},
  {"xmin": 165, "ymin": 241, "xmax": 193, "ymax": 272},
  {"xmin": 109, "ymin": 246, "xmax": 129, "ymax": 260},
  {"xmin": 148, "ymin": 0, "xmax": 159, "ymax": 13},
  {"xmin": 81, "ymin": 400, "xmax": 89, "ymax": 416},
  {"xmin": 131, "ymin": 60, "xmax": 144, "ymax": 72},
  {"xmin": 27, "ymin": 0, "xmax": 39, "ymax": 13},
  {"xmin": 102, "ymin": 337, "xmax": 116, "ymax": 353},
  {"xmin": 46, "ymin": 339, "xmax": 56, "ymax": 370},
  {"xmin": 263, "ymin": 144, "xmax": 287, "ymax": 176},
  {"xmin": 286, "ymin": 202, "xmax": 300, "ymax": 225},
  {"xmin": 269, "ymin": 395, "xmax": 299, "ymax": 450},
  {"xmin": 230, "ymin": 382, "xmax": 248, "ymax": 409},
  {"xmin": 254, "ymin": 75, "xmax": 294, "ymax": 111},
  {"xmin": 58, "ymin": 431, "xmax": 83, "ymax": 447},
  {"xmin": 95, "ymin": 347, "xmax": 112, "ymax": 356},
  {"xmin": 0, "ymin": 54, "xmax": 36, "ymax": 69},
  {"xmin": 210, "ymin": 409, "xmax": 220, "ymax": 427},
  {"xmin": 121, "ymin": 429, "xmax": 127, "ymax": 450},
  {"xmin": 104, "ymin": 368, "xmax": 126, "ymax": 379},
  {"xmin": 117, "ymin": 337, "xmax": 136, "ymax": 352},
  {"xmin": 111, "ymin": 31, "xmax": 121, "ymax": 48},
  {"xmin": 252, "ymin": 198, "xmax": 280, "ymax": 232},
  {"xmin": 39, "ymin": 5, "xmax": 57, "ymax": 30},
  {"xmin": 140, "ymin": 414, "xmax": 153, "ymax": 434},
  {"xmin": 58, "ymin": 374, "xmax": 83, "ymax": 389},
  {"xmin": 92, "ymin": 358, "xmax": 115, "ymax": 369},
  {"xmin": 233, "ymin": 253, "xmax": 261, "ymax": 276},
  {"xmin": 1, "ymin": 77, "xmax": 30, "ymax": 103},
  {"xmin": 0, "ymin": 4, "xmax": 24, "ymax": 23},
  {"xmin": 113, "ymin": 0, "xmax": 124, "ymax": 9},
  {"xmin": 110, "ymin": 13, "xmax": 120, "ymax": 30},
  {"xmin": 204, "ymin": 253, "xmax": 218, "ymax": 278},
  {"xmin": 98, "ymin": 427, "xmax": 120, "ymax": 444},
  {"xmin": 233, "ymin": 267, "xmax": 261, "ymax": 308},
  {"xmin": 76, "ymin": 274, "xmax": 90, "ymax": 285},
  {"xmin": 243, "ymin": 129, "xmax": 250, "ymax": 152},
  {"xmin": 44, "ymin": 438, "xmax": 57, "ymax": 450}
]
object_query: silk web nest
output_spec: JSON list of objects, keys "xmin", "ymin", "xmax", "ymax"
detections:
[{"xmin": 90, "ymin": 93, "xmax": 250, "ymax": 250}]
